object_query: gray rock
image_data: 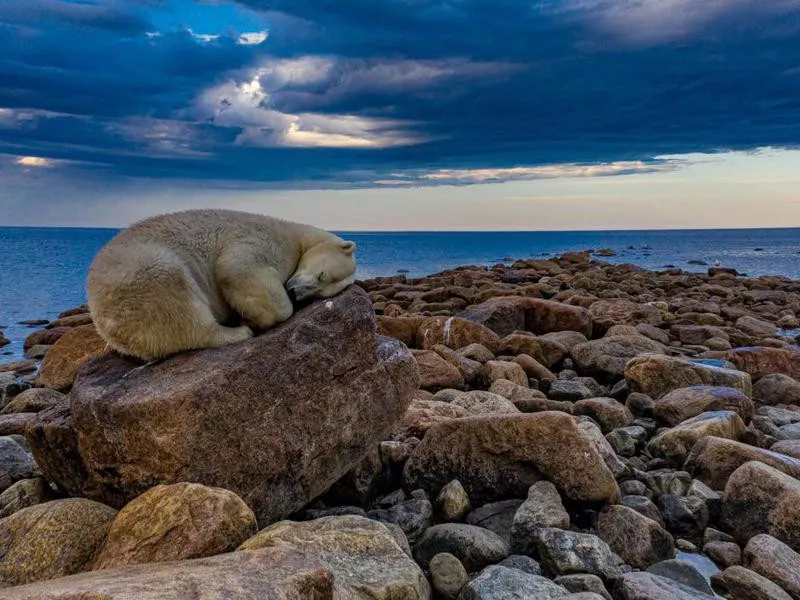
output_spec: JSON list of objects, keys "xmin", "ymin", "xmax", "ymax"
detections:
[
  {"xmin": 548, "ymin": 380, "xmax": 594, "ymax": 402},
  {"xmin": 621, "ymin": 495, "xmax": 664, "ymax": 526},
  {"xmin": 511, "ymin": 481, "xmax": 570, "ymax": 555},
  {"xmin": 618, "ymin": 571, "xmax": 715, "ymax": 599},
  {"xmin": 606, "ymin": 426, "xmax": 648, "ymax": 457},
  {"xmin": 647, "ymin": 558, "xmax": 716, "ymax": 595},
  {"xmin": 619, "ymin": 480, "xmax": 648, "ymax": 497},
  {"xmin": 430, "ymin": 552, "xmax": 469, "ymax": 600},
  {"xmin": 534, "ymin": 528, "xmax": 621, "ymax": 580},
  {"xmin": 0, "ymin": 436, "xmax": 39, "ymax": 493},
  {"xmin": 659, "ymin": 494, "xmax": 709, "ymax": 540},
  {"xmin": 752, "ymin": 374, "xmax": 800, "ymax": 407},
  {"xmin": 414, "ymin": 524, "xmax": 511, "ymax": 572},
  {"xmin": 466, "ymin": 500, "xmax": 524, "ymax": 544},
  {"xmin": 554, "ymin": 574, "xmax": 612, "ymax": 600},
  {"xmin": 498, "ymin": 555, "xmax": 542, "ymax": 575},
  {"xmin": 458, "ymin": 565, "xmax": 569, "ymax": 600},
  {"xmin": 368, "ymin": 498, "xmax": 433, "ymax": 544},
  {"xmin": 641, "ymin": 469, "xmax": 692, "ymax": 499}
]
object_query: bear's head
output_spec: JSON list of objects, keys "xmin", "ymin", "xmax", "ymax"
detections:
[{"xmin": 286, "ymin": 240, "xmax": 357, "ymax": 302}]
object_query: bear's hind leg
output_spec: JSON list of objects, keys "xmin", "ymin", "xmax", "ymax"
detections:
[{"xmin": 215, "ymin": 251, "xmax": 294, "ymax": 330}]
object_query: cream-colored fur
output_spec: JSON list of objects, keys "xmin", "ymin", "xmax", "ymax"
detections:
[{"xmin": 87, "ymin": 209, "xmax": 357, "ymax": 360}]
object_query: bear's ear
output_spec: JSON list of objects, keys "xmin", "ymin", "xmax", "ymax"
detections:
[{"xmin": 340, "ymin": 240, "xmax": 356, "ymax": 255}]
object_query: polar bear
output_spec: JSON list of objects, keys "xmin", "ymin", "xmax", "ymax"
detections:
[{"xmin": 87, "ymin": 209, "xmax": 357, "ymax": 361}]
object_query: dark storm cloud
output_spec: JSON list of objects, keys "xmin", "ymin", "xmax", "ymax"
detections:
[{"xmin": 1, "ymin": 0, "xmax": 799, "ymax": 185}]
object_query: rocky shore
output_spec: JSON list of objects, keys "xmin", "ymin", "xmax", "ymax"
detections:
[{"xmin": 2, "ymin": 252, "xmax": 800, "ymax": 599}]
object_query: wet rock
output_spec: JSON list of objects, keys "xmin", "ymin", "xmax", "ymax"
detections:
[
  {"xmin": 240, "ymin": 515, "xmax": 429, "ymax": 599},
  {"xmin": 510, "ymin": 481, "xmax": 570, "ymax": 555},
  {"xmin": 535, "ymin": 528, "xmax": 620, "ymax": 580},
  {"xmin": 458, "ymin": 565, "xmax": 569, "ymax": 600},
  {"xmin": 597, "ymin": 504, "xmax": 675, "ymax": 569},
  {"xmin": 653, "ymin": 386, "xmax": 754, "ymax": 427},
  {"xmin": 722, "ymin": 462, "xmax": 800, "ymax": 550},
  {"xmin": 742, "ymin": 534, "xmax": 800, "ymax": 599},
  {"xmin": 2, "ymin": 547, "xmax": 334, "ymax": 599},
  {"xmin": 36, "ymin": 324, "xmax": 109, "ymax": 391},
  {"xmin": 0, "ymin": 498, "xmax": 117, "ymax": 587},
  {"xmin": 711, "ymin": 565, "xmax": 793, "ymax": 600},
  {"xmin": 647, "ymin": 411, "xmax": 745, "ymax": 466},
  {"xmin": 430, "ymin": 552, "xmax": 469, "ymax": 600},
  {"xmin": 414, "ymin": 523, "xmax": 510, "ymax": 572},
  {"xmin": 625, "ymin": 354, "xmax": 752, "ymax": 399},
  {"xmin": 403, "ymin": 413, "xmax": 620, "ymax": 507},
  {"xmin": 92, "ymin": 483, "xmax": 257, "ymax": 570},
  {"xmin": 27, "ymin": 288, "xmax": 417, "ymax": 525},
  {"xmin": 685, "ymin": 437, "xmax": 800, "ymax": 491},
  {"xmin": 572, "ymin": 336, "xmax": 667, "ymax": 380}
]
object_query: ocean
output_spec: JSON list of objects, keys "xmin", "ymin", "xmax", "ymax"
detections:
[{"xmin": 2, "ymin": 226, "xmax": 799, "ymax": 361}]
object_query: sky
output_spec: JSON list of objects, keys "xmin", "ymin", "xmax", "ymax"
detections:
[{"xmin": 0, "ymin": 0, "xmax": 799, "ymax": 229}]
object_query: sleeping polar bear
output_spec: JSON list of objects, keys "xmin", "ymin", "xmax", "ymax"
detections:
[{"xmin": 87, "ymin": 209, "xmax": 357, "ymax": 361}]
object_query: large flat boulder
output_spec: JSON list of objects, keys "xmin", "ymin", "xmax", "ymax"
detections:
[
  {"xmin": 460, "ymin": 297, "xmax": 592, "ymax": 338},
  {"xmin": 403, "ymin": 412, "xmax": 620, "ymax": 506},
  {"xmin": 1, "ymin": 547, "xmax": 334, "ymax": 600},
  {"xmin": 625, "ymin": 354, "xmax": 752, "ymax": 399},
  {"xmin": 25, "ymin": 287, "xmax": 418, "ymax": 525}
]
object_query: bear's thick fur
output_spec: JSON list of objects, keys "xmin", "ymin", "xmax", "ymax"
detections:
[{"xmin": 87, "ymin": 209, "xmax": 357, "ymax": 360}]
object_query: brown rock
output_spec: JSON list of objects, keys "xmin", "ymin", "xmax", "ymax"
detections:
[
  {"xmin": 2, "ymin": 388, "xmax": 65, "ymax": 415},
  {"xmin": 686, "ymin": 437, "xmax": 800, "ymax": 491},
  {"xmin": 482, "ymin": 360, "xmax": 528, "ymax": 387},
  {"xmin": 573, "ymin": 397, "xmax": 634, "ymax": 433},
  {"xmin": 0, "ymin": 498, "xmax": 117, "ymax": 587},
  {"xmin": 0, "ymin": 413, "xmax": 37, "ymax": 436},
  {"xmin": 36, "ymin": 324, "xmax": 109, "ymax": 391},
  {"xmin": 1, "ymin": 547, "xmax": 334, "ymax": 599},
  {"xmin": 403, "ymin": 412, "xmax": 620, "ymax": 506},
  {"xmin": 451, "ymin": 391, "xmax": 520, "ymax": 416},
  {"xmin": 393, "ymin": 399, "xmax": 469, "ymax": 440},
  {"xmin": 513, "ymin": 353, "xmax": 556, "ymax": 382},
  {"xmin": 704, "ymin": 541, "xmax": 742, "ymax": 569},
  {"xmin": 414, "ymin": 349, "xmax": 465, "ymax": 390},
  {"xmin": 93, "ymin": 483, "xmax": 258, "ymax": 570},
  {"xmin": 239, "ymin": 515, "xmax": 429, "ymax": 599},
  {"xmin": 743, "ymin": 534, "xmax": 800, "ymax": 599},
  {"xmin": 722, "ymin": 462, "xmax": 800, "ymax": 551},
  {"xmin": 461, "ymin": 297, "xmax": 592, "ymax": 338},
  {"xmin": 654, "ymin": 386, "xmax": 754, "ymax": 427},
  {"xmin": 23, "ymin": 327, "xmax": 71, "ymax": 350},
  {"xmin": 711, "ymin": 565, "xmax": 793, "ymax": 600},
  {"xmin": 26, "ymin": 288, "xmax": 418, "ymax": 525},
  {"xmin": 597, "ymin": 504, "xmax": 675, "ymax": 570},
  {"xmin": 770, "ymin": 440, "xmax": 800, "ymax": 459},
  {"xmin": 589, "ymin": 299, "xmax": 662, "ymax": 335},
  {"xmin": 0, "ymin": 478, "xmax": 57, "ymax": 519},
  {"xmin": 625, "ymin": 354, "xmax": 752, "ymax": 399},
  {"xmin": 45, "ymin": 313, "xmax": 92, "ymax": 329},
  {"xmin": 501, "ymin": 333, "xmax": 546, "ymax": 364},
  {"xmin": 737, "ymin": 316, "xmax": 778, "ymax": 338},
  {"xmin": 417, "ymin": 316, "xmax": 502, "ymax": 353},
  {"xmin": 377, "ymin": 315, "xmax": 424, "ymax": 346},
  {"xmin": 648, "ymin": 411, "xmax": 745, "ymax": 466},
  {"xmin": 753, "ymin": 374, "xmax": 800, "ymax": 406},
  {"xmin": 710, "ymin": 347, "xmax": 800, "ymax": 382},
  {"xmin": 572, "ymin": 336, "xmax": 667, "ymax": 380}
]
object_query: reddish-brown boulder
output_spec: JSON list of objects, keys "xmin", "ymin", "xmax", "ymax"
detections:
[
  {"xmin": 417, "ymin": 316, "xmax": 502, "ymax": 353},
  {"xmin": 460, "ymin": 297, "xmax": 592, "ymax": 338},
  {"xmin": 26, "ymin": 287, "xmax": 418, "ymax": 525},
  {"xmin": 36, "ymin": 325, "xmax": 109, "ymax": 391},
  {"xmin": 403, "ymin": 412, "xmax": 620, "ymax": 506}
]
